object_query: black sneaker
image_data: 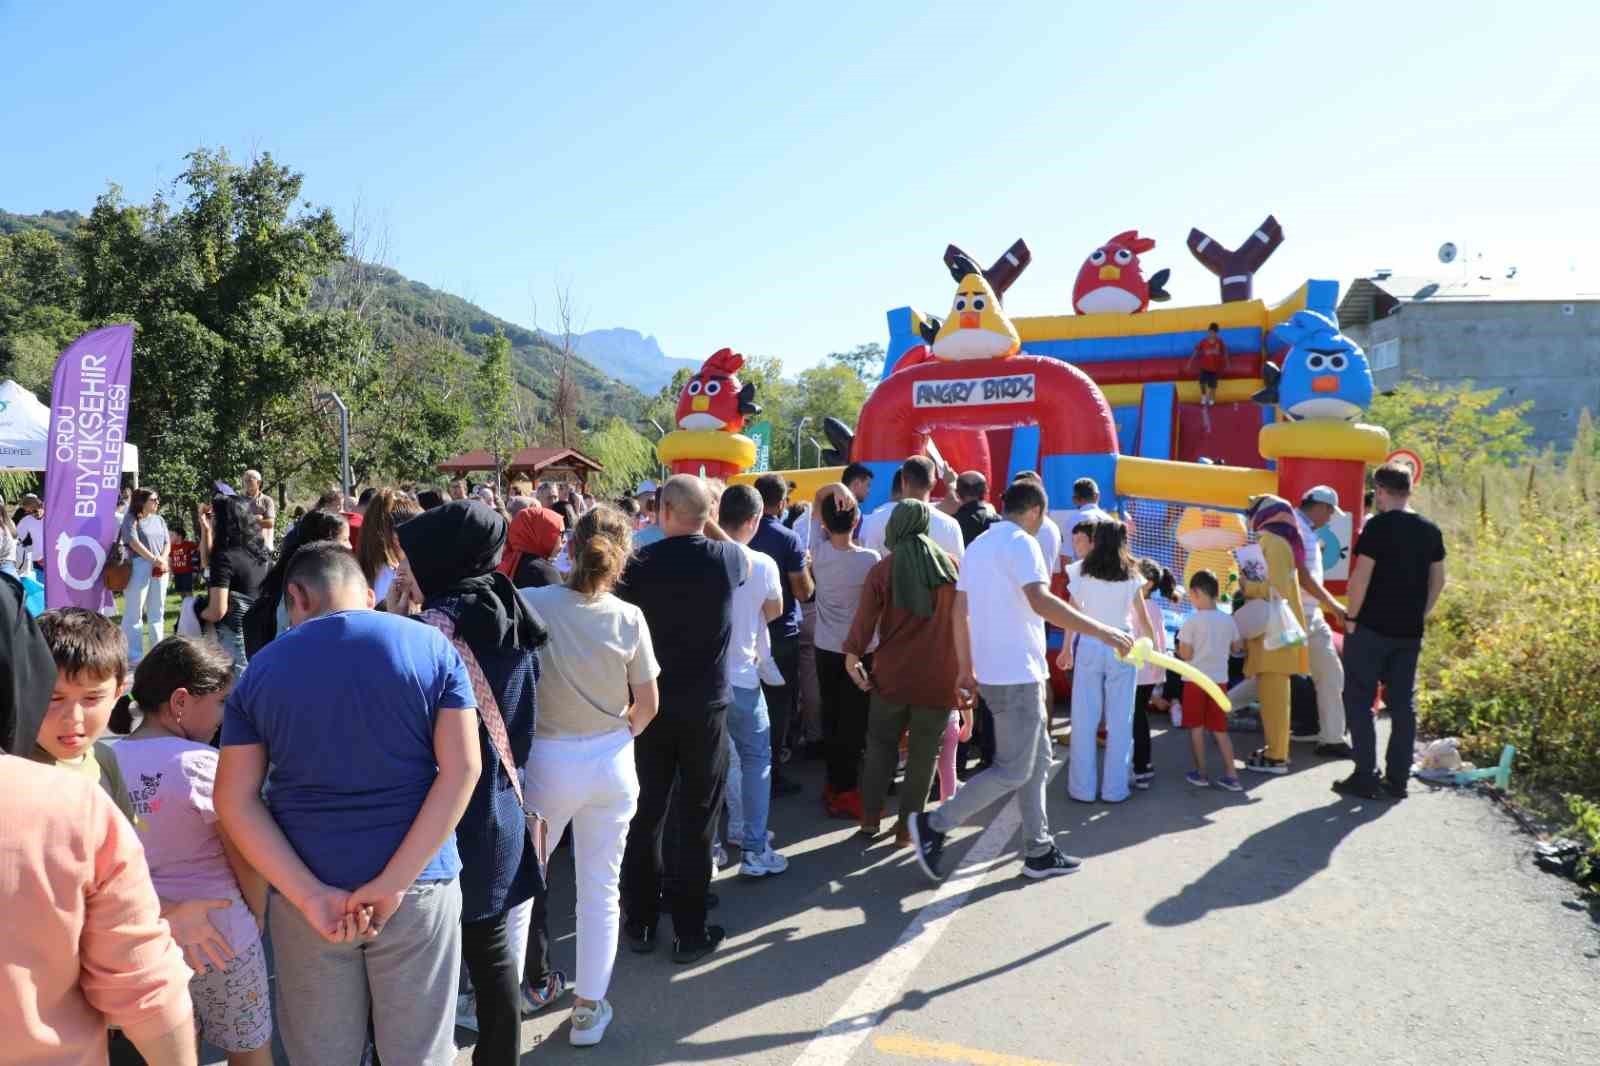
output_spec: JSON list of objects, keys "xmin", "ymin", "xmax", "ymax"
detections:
[
  {"xmin": 1332, "ymin": 773, "xmax": 1386, "ymax": 800},
  {"xmin": 1382, "ymin": 776, "xmax": 1409, "ymax": 799},
  {"xmin": 624, "ymin": 922, "xmax": 656, "ymax": 954},
  {"xmin": 672, "ymin": 925, "xmax": 725, "ymax": 964},
  {"xmin": 1315, "ymin": 741, "xmax": 1355, "ymax": 759},
  {"xmin": 907, "ymin": 812, "xmax": 947, "ymax": 883},
  {"xmin": 1022, "ymin": 847, "xmax": 1083, "ymax": 880}
]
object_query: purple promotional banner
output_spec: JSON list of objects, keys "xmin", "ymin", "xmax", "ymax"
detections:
[{"xmin": 44, "ymin": 324, "xmax": 134, "ymax": 609}]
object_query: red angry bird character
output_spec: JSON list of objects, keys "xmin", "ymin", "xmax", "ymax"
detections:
[
  {"xmin": 1071, "ymin": 230, "xmax": 1172, "ymax": 315},
  {"xmin": 675, "ymin": 348, "xmax": 761, "ymax": 432}
]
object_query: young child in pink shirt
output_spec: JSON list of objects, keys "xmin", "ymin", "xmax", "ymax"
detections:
[{"xmin": 110, "ymin": 636, "xmax": 273, "ymax": 1065}]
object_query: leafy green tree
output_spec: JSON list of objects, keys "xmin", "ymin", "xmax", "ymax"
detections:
[
  {"xmin": 1368, "ymin": 378, "xmax": 1533, "ymax": 486},
  {"xmin": 790, "ymin": 363, "xmax": 868, "ymax": 467},
  {"xmin": 826, "ymin": 342, "xmax": 884, "ymax": 385},
  {"xmin": 582, "ymin": 418, "xmax": 660, "ymax": 497},
  {"xmin": 473, "ymin": 329, "xmax": 516, "ymax": 489}
]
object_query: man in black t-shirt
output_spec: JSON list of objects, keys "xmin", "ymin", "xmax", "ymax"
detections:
[
  {"xmin": 1334, "ymin": 463, "xmax": 1447, "ymax": 800},
  {"xmin": 952, "ymin": 471, "xmax": 999, "ymax": 547},
  {"xmin": 616, "ymin": 474, "xmax": 747, "ymax": 963}
]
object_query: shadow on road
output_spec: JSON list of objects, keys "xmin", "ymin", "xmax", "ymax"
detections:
[{"xmin": 1144, "ymin": 795, "xmax": 1392, "ymax": 926}]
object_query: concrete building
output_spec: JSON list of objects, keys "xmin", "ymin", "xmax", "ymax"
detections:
[{"xmin": 1337, "ymin": 273, "xmax": 1600, "ymax": 448}]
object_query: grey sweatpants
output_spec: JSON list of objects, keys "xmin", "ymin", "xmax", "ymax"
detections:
[
  {"xmin": 927, "ymin": 681, "xmax": 1053, "ymax": 859},
  {"xmin": 269, "ymin": 879, "xmax": 462, "ymax": 1066}
]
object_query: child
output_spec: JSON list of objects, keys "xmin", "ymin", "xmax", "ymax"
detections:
[
  {"xmin": 169, "ymin": 516, "xmax": 199, "ymax": 596},
  {"xmin": 1187, "ymin": 321, "xmax": 1228, "ymax": 426},
  {"xmin": 31, "ymin": 608, "xmax": 138, "ymax": 825},
  {"xmin": 1059, "ymin": 519, "xmax": 1154, "ymax": 803},
  {"xmin": 109, "ymin": 636, "xmax": 273, "ymax": 1065},
  {"xmin": 1132, "ymin": 560, "xmax": 1178, "ymax": 788},
  {"xmin": 1176, "ymin": 571, "xmax": 1244, "ymax": 791}
]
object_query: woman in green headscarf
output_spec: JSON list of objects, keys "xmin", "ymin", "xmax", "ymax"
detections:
[{"xmin": 843, "ymin": 500, "xmax": 973, "ymax": 845}]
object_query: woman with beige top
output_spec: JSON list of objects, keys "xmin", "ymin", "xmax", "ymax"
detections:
[{"xmin": 519, "ymin": 505, "xmax": 659, "ymax": 1048}]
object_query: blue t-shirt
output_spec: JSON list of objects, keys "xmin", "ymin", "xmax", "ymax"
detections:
[
  {"xmin": 749, "ymin": 515, "xmax": 807, "ymax": 639},
  {"xmin": 220, "ymin": 610, "xmax": 474, "ymax": 891}
]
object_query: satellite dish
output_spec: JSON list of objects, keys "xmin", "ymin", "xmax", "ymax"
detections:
[
  {"xmin": 1413, "ymin": 283, "xmax": 1441, "ymax": 301},
  {"xmin": 1438, "ymin": 242, "xmax": 1458, "ymax": 264}
]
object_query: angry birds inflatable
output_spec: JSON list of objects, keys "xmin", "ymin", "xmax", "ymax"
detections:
[
  {"xmin": 1254, "ymin": 310, "xmax": 1372, "ymax": 420},
  {"xmin": 675, "ymin": 347, "xmax": 760, "ymax": 432},
  {"xmin": 1072, "ymin": 230, "xmax": 1172, "ymax": 314}
]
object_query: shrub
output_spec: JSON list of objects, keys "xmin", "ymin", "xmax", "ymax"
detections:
[{"xmin": 1413, "ymin": 449, "xmax": 1600, "ymax": 800}]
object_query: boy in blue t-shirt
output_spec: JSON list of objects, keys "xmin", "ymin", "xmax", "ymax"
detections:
[{"xmin": 215, "ymin": 543, "xmax": 479, "ymax": 1066}]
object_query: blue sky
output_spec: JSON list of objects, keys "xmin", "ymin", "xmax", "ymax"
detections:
[{"xmin": 4, "ymin": 1, "xmax": 1597, "ymax": 373}]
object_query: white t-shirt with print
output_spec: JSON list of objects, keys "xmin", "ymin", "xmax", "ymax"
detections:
[
  {"xmin": 727, "ymin": 545, "xmax": 783, "ymax": 689},
  {"xmin": 957, "ymin": 520, "xmax": 1049, "ymax": 685},
  {"xmin": 1177, "ymin": 608, "xmax": 1240, "ymax": 683}
]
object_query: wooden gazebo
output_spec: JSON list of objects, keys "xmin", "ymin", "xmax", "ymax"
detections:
[{"xmin": 437, "ymin": 446, "xmax": 604, "ymax": 491}]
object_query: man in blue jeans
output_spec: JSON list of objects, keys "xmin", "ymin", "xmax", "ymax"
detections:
[
  {"xmin": 1334, "ymin": 463, "xmax": 1446, "ymax": 801},
  {"xmin": 716, "ymin": 485, "xmax": 789, "ymax": 877}
]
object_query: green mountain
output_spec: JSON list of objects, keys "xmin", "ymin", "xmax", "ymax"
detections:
[{"xmin": 0, "ymin": 208, "xmax": 644, "ymax": 431}]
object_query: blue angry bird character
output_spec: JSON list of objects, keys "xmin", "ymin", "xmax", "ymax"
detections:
[{"xmin": 1254, "ymin": 310, "xmax": 1373, "ymax": 420}]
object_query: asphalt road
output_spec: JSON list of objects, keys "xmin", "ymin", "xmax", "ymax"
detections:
[{"xmin": 454, "ymin": 718, "xmax": 1600, "ymax": 1066}]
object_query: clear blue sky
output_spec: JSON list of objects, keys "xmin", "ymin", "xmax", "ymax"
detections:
[{"xmin": 4, "ymin": 1, "xmax": 1596, "ymax": 372}]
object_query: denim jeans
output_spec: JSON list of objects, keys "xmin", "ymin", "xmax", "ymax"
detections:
[
  {"xmin": 1342, "ymin": 624, "xmax": 1421, "ymax": 784},
  {"xmin": 122, "ymin": 557, "xmax": 168, "ymax": 664},
  {"xmin": 1069, "ymin": 638, "xmax": 1137, "ymax": 802},
  {"xmin": 726, "ymin": 685, "xmax": 772, "ymax": 853}
]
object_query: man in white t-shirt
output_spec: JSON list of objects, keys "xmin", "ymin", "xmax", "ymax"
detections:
[
  {"xmin": 1010, "ymin": 471, "xmax": 1063, "ymax": 576},
  {"xmin": 716, "ymin": 485, "xmax": 789, "ymax": 877},
  {"xmin": 857, "ymin": 471, "xmax": 901, "ymax": 557},
  {"xmin": 863, "ymin": 457, "xmax": 963, "ymax": 561},
  {"xmin": 1050, "ymin": 477, "xmax": 1113, "ymax": 563},
  {"xmin": 1293, "ymin": 486, "xmax": 1352, "ymax": 754},
  {"xmin": 908, "ymin": 479, "xmax": 1135, "ymax": 885}
]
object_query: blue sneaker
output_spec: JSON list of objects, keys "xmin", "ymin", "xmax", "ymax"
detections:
[
  {"xmin": 1215, "ymin": 776, "xmax": 1244, "ymax": 792},
  {"xmin": 1185, "ymin": 770, "xmax": 1211, "ymax": 788}
]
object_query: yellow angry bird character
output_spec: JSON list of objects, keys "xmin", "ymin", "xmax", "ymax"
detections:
[{"xmin": 929, "ymin": 252, "xmax": 1021, "ymax": 361}]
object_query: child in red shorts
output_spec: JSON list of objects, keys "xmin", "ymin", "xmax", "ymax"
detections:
[{"xmin": 1176, "ymin": 570, "xmax": 1243, "ymax": 791}]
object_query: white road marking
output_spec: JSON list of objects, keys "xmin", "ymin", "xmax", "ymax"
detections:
[{"xmin": 790, "ymin": 798, "xmax": 1023, "ymax": 1066}]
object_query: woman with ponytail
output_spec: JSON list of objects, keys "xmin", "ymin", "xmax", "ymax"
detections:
[
  {"xmin": 1131, "ymin": 559, "xmax": 1178, "ymax": 787},
  {"xmin": 109, "ymin": 636, "xmax": 273, "ymax": 1065},
  {"xmin": 519, "ymin": 504, "xmax": 659, "ymax": 1047}
]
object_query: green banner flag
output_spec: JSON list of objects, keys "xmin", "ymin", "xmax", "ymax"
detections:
[{"xmin": 747, "ymin": 420, "xmax": 772, "ymax": 472}]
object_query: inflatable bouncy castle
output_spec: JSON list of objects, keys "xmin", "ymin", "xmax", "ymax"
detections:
[{"xmin": 718, "ymin": 216, "xmax": 1389, "ymax": 657}]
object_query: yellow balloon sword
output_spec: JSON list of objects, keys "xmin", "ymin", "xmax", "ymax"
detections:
[{"xmin": 1117, "ymin": 636, "xmax": 1232, "ymax": 712}]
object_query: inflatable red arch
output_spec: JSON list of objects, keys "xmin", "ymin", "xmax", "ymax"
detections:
[{"xmin": 854, "ymin": 354, "xmax": 1119, "ymax": 512}]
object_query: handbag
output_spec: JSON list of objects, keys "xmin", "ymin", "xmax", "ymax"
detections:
[
  {"xmin": 102, "ymin": 542, "xmax": 133, "ymax": 592},
  {"xmin": 1262, "ymin": 590, "xmax": 1307, "ymax": 652},
  {"xmin": 420, "ymin": 609, "xmax": 549, "ymax": 876}
]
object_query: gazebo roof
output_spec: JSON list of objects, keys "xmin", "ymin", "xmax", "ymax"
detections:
[{"xmin": 437, "ymin": 446, "xmax": 603, "ymax": 476}]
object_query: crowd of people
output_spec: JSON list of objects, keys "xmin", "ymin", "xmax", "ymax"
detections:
[{"xmin": 0, "ymin": 455, "xmax": 1445, "ymax": 1064}]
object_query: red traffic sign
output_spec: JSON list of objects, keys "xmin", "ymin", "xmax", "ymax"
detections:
[{"xmin": 1385, "ymin": 448, "xmax": 1424, "ymax": 486}]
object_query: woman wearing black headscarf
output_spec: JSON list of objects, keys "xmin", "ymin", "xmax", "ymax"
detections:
[{"xmin": 396, "ymin": 501, "xmax": 551, "ymax": 1064}]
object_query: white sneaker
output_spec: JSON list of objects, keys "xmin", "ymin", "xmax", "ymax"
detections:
[
  {"xmin": 741, "ymin": 846, "xmax": 789, "ymax": 877},
  {"xmin": 455, "ymin": 992, "xmax": 479, "ymax": 1033},
  {"xmin": 569, "ymin": 998, "xmax": 613, "ymax": 1047},
  {"xmin": 711, "ymin": 844, "xmax": 730, "ymax": 870}
]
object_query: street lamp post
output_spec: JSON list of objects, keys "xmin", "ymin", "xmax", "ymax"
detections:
[
  {"xmin": 807, "ymin": 436, "xmax": 824, "ymax": 468},
  {"xmin": 317, "ymin": 391, "xmax": 350, "ymax": 502},
  {"xmin": 637, "ymin": 418, "xmax": 669, "ymax": 482},
  {"xmin": 794, "ymin": 416, "xmax": 812, "ymax": 471}
]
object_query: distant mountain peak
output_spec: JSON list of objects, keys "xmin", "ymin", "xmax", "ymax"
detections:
[{"xmin": 538, "ymin": 327, "xmax": 700, "ymax": 392}]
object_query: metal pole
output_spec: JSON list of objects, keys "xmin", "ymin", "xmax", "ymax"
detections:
[
  {"xmin": 318, "ymin": 391, "xmax": 351, "ymax": 501},
  {"xmin": 795, "ymin": 416, "xmax": 812, "ymax": 471},
  {"xmin": 808, "ymin": 437, "xmax": 824, "ymax": 468}
]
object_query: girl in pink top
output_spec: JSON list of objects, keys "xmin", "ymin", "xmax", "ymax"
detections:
[
  {"xmin": 1132, "ymin": 560, "xmax": 1178, "ymax": 787},
  {"xmin": 110, "ymin": 637, "xmax": 273, "ymax": 1065}
]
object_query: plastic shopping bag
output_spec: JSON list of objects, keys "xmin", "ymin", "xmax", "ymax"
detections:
[{"xmin": 1262, "ymin": 591, "xmax": 1306, "ymax": 652}]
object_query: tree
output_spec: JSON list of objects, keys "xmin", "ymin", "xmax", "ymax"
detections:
[
  {"xmin": 582, "ymin": 418, "xmax": 659, "ymax": 497},
  {"xmin": 826, "ymin": 342, "xmax": 885, "ymax": 385},
  {"xmin": 1368, "ymin": 378, "xmax": 1534, "ymax": 485},
  {"xmin": 473, "ymin": 329, "xmax": 516, "ymax": 491}
]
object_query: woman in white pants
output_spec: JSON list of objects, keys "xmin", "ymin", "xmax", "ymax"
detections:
[
  {"xmin": 120, "ymin": 488, "xmax": 171, "ymax": 664},
  {"xmin": 521, "ymin": 505, "xmax": 659, "ymax": 1048}
]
